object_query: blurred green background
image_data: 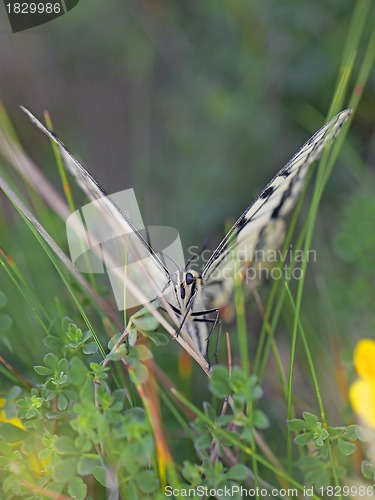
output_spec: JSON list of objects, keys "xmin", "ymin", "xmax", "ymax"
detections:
[{"xmin": 0, "ymin": 0, "xmax": 374, "ymax": 392}]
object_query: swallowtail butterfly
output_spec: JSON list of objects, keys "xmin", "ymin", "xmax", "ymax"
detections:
[{"xmin": 22, "ymin": 107, "xmax": 351, "ymax": 358}]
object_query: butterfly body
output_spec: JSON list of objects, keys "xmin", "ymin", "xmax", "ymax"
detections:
[{"xmin": 166, "ymin": 270, "xmax": 216, "ymax": 355}]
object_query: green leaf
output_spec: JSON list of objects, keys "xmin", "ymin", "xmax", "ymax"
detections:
[
  {"xmin": 68, "ymin": 476, "xmax": 87, "ymax": 500},
  {"xmin": 361, "ymin": 460, "xmax": 375, "ymax": 480},
  {"xmin": 336, "ymin": 465, "xmax": 347, "ymax": 479},
  {"xmin": 216, "ymin": 415, "xmax": 233, "ymax": 427},
  {"xmin": 354, "ymin": 425, "xmax": 375, "ymax": 442},
  {"xmin": 337, "ymin": 439, "xmax": 357, "ymax": 456},
  {"xmin": 195, "ymin": 433, "xmax": 212, "ymax": 451},
  {"xmin": 303, "ymin": 412, "xmax": 319, "ymax": 428},
  {"xmin": 82, "ymin": 343, "xmax": 98, "ymax": 355},
  {"xmin": 253, "ymin": 410, "xmax": 269, "ymax": 430},
  {"xmin": 6, "ymin": 385, "xmax": 21, "ymax": 402},
  {"xmin": 294, "ymin": 431, "xmax": 313, "ymax": 446},
  {"xmin": 0, "ymin": 423, "xmax": 26, "ymax": 442},
  {"xmin": 230, "ymin": 367, "xmax": 247, "ymax": 391},
  {"xmin": 128, "ymin": 328, "xmax": 138, "ymax": 347},
  {"xmin": 79, "ymin": 378, "xmax": 94, "ymax": 403},
  {"xmin": 343, "ymin": 424, "xmax": 357, "ymax": 440},
  {"xmin": 44, "ymin": 335, "xmax": 64, "ymax": 350},
  {"xmin": 306, "ymin": 466, "xmax": 330, "ymax": 488},
  {"xmin": 203, "ymin": 402, "xmax": 216, "ymax": 421},
  {"xmin": 297, "ymin": 455, "xmax": 321, "ymax": 470},
  {"xmin": 62, "ymin": 317, "xmax": 75, "ymax": 331},
  {"xmin": 57, "ymin": 393, "xmax": 68, "ymax": 411},
  {"xmin": 226, "ymin": 464, "xmax": 249, "ymax": 480},
  {"xmin": 5, "ymin": 386, "xmax": 21, "ymax": 410},
  {"xmin": 209, "ymin": 365, "xmax": 231, "ymax": 398},
  {"xmin": 93, "ymin": 466, "xmax": 107, "ymax": 486},
  {"xmin": 78, "ymin": 455, "xmax": 101, "ymax": 475},
  {"xmin": 52, "ymin": 457, "xmax": 79, "ymax": 482},
  {"xmin": 314, "ymin": 435, "xmax": 325, "ymax": 447},
  {"xmin": 57, "ymin": 358, "xmax": 69, "ymax": 373},
  {"xmin": 135, "ymin": 345, "xmax": 152, "ymax": 361},
  {"xmin": 44, "ymin": 353, "xmax": 59, "ymax": 369},
  {"xmin": 39, "ymin": 448, "xmax": 52, "ymax": 460},
  {"xmin": 135, "ymin": 470, "xmax": 159, "ymax": 493},
  {"xmin": 106, "ymin": 352, "xmax": 121, "ymax": 362},
  {"xmin": 0, "ymin": 314, "xmax": 13, "ymax": 334},
  {"xmin": 0, "ymin": 441, "xmax": 15, "ymax": 456},
  {"xmin": 69, "ymin": 357, "xmax": 88, "ymax": 386},
  {"xmin": 133, "ymin": 362, "xmax": 149, "ymax": 384},
  {"xmin": 3, "ymin": 475, "xmax": 19, "ymax": 494},
  {"xmin": 133, "ymin": 313, "xmax": 159, "ymax": 332},
  {"xmin": 107, "ymin": 333, "xmax": 121, "ymax": 350},
  {"xmin": 126, "ymin": 479, "xmax": 139, "ymax": 500},
  {"xmin": 43, "ymin": 481, "xmax": 65, "ymax": 495},
  {"xmin": 320, "ymin": 428, "xmax": 329, "ymax": 440},
  {"xmin": 146, "ymin": 331, "xmax": 169, "ymax": 346},
  {"xmin": 54, "ymin": 436, "xmax": 79, "ymax": 455},
  {"xmin": 34, "ymin": 365, "xmax": 53, "ymax": 376},
  {"xmin": 287, "ymin": 419, "xmax": 306, "ymax": 432},
  {"xmin": 0, "ymin": 291, "xmax": 8, "ymax": 308}
]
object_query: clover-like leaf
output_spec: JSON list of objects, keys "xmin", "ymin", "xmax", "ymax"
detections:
[
  {"xmin": 226, "ymin": 464, "xmax": 249, "ymax": 481},
  {"xmin": 302, "ymin": 412, "xmax": 319, "ymax": 428},
  {"xmin": 135, "ymin": 470, "xmax": 159, "ymax": 493},
  {"xmin": 44, "ymin": 353, "xmax": 59, "ymax": 370},
  {"xmin": 209, "ymin": 365, "xmax": 231, "ymax": 399},
  {"xmin": 68, "ymin": 476, "xmax": 87, "ymax": 500},
  {"xmin": 337, "ymin": 439, "xmax": 357, "ymax": 456},
  {"xmin": 287, "ymin": 419, "xmax": 306, "ymax": 432},
  {"xmin": 294, "ymin": 431, "xmax": 313, "ymax": 446}
]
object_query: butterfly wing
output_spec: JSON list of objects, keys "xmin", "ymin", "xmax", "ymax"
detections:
[
  {"xmin": 202, "ymin": 109, "xmax": 352, "ymax": 309},
  {"xmin": 21, "ymin": 107, "xmax": 173, "ymax": 309}
]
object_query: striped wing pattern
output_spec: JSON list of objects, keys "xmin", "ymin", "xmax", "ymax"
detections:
[
  {"xmin": 201, "ymin": 109, "xmax": 352, "ymax": 309},
  {"xmin": 21, "ymin": 107, "xmax": 172, "ymax": 305}
]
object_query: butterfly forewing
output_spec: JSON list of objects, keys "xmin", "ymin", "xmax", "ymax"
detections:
[
  {"xmin": 201, "ymin": 109, "xmax": 352, "ymax": 308},
  {"xmin": 21, "ymin": 107, "xmax": 174, "ymax": 310}
]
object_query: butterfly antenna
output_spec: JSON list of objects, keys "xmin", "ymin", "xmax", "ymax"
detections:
[
  {"xmin": 184, "ymin": 234, "xmax": 211, "ymax": 271},
  {"xmin": 162, "ymin": 254, "xmax": 181, "ymax": 274}
]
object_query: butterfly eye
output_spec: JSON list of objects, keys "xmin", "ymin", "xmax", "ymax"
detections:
[
  {"xmin": 171, "ymin": 273, "xmax": 178, "ymax": 285},
  {"xmin": 185, "ymin": 272, "xmax": 194, "ymax": 286}
]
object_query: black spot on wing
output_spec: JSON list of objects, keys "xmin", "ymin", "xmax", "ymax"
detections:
[
  {"xmin": 261, "ymin": 185, "xmax": 274, "ymax": 199},
  {"xmin": 235, "ymin": 214, "xmax": 248, "ymax": 235},
  {"xmin": 281, "ymin": 169, "xmax": 292, "ymax": 178},
  {"xmin": 271, "ymin": 171, "xmax": 299, "ymax": 219}
]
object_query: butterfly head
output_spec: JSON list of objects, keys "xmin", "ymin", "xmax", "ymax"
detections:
[{"xmin": 171, "ymin": 269, "xmax": 201, "ymax": 307}]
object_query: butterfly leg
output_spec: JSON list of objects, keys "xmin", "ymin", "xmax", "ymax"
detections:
[
  {"xmin": 160, "ymin": 302, "xmax": 196, "ymax": 344},
  {"xmin": 210, "ymin": 309, "xmax": 222, "ymax": 365},
  {"xmin": 192, "ymin": 307, "xmax": 221, "ymax": 364}
]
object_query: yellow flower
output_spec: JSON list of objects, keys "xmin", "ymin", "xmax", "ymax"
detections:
[
  {"xmin": 349, "ymin": 339, "xmax": 375, "ymax": 428},
  {"xmin": 0, "ymin": 398, "xmax": 25, "ymax": 429}
]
